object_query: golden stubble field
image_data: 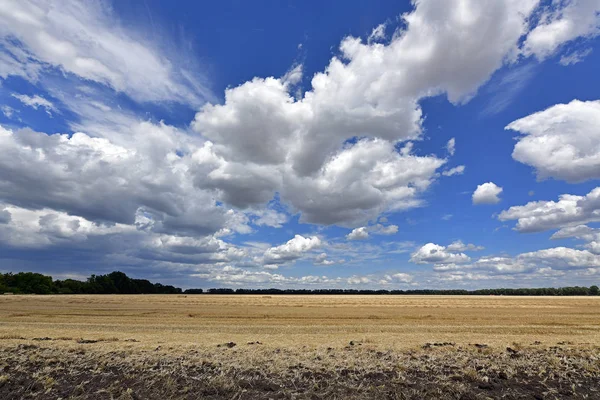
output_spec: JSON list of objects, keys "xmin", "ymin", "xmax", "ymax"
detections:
[
  {"xmin": 1, "ymin": 294, "xmax": 599, "ymax": 350},
  {"xmin": 2, "ymin": 295, "xmax": 600, "ymax": 399}
]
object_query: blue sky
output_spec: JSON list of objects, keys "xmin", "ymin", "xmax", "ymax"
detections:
[{"xmin": 1, "ymin": 0, "xmax": 600, "ymax": 289}]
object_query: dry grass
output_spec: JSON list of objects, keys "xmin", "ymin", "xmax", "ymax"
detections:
[
  {"xmin": 1, "ymin": 295, "xmax": 599, "ymax": 398},
  {"xmin": 0, "ymin": 294, "xmax": 598, "ymax": 350}
]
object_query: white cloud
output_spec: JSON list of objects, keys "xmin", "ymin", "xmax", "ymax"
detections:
[
  {"xmin": 346, "ymin": 223, "xmax": 398, "ymax": 240},
  {"xmin": 346, "ymin": 227, "xmax": 369, "ymax": 241},
  {"xmin": 519, "ymin": 247, "xmax": 600, "ymax": 269},
  {"xmin": 368, "ymin": 23, "xmax": 387, "ymax": 43},
  {"xmin": 193, "ymin": 136, "xmax": 446, "ymax": 226},
  {"xmin": 446, "ymin": 240, "xmax": 484, "ymax": 252},
  {"xmin": 433, "ymin": 246, "xmax": 600, "ymax": 278},
  {"xmin": 472, "ymin": 182, "xmax": 503, "ymax": 204},
  {"xmin": 550, "ymin": 224, "xmax": 600, "ymax": 254},
  {"xmin": 446, "ymin": 138, "xmax": 455, "ymax": 156},
  {"xmin": 252, "ymin": 209, "xmax": 288, "ymax": 228},
  {"xmin": 442, "ymin": 165, "xmax": 465, "ymax": 176},
  {"xmin": 522, "ymin": 0, "xmax": 600, "ymax": 60},
  {"xmin": 380, "ymin": 272, "xmax": 413, "ymax": 284},
  {"xmin": 410, "ymin": 243, "xmax": 471, "ymax": 265},
  {"xmin": 506, "ymin": 99, "xmax": 600, "ymax": 183},
  {"xmin": 262, "ymin": 235, "xmax": 322, "ymax": 265},
  {"xmin": 1, "ymin": 105, "xmax": 15, "ymax": 118},
  {"xmin": 11, "ymin": 93, "xmax": 57, "ymax": 115},
  {"xmin": 196, "ymin": 0, "xmax": 540, "ymax": 175},
  {"xmin": 559, "ymin": 48, "xmax": 593, "ymax": 65},
  {"xmin": 0, "ymin": 0, "xmax": 211, "ymax": 105},
  {"xmin": 498, "ymin": 187, "xmax": 600, "ymax": 232},
  {"xmin": 314, "ymin": 253, "xmax": 336, "ymax": 266},
  {"xmin": 189, "ymin": 0, "xmax": 545, "ymax": 226},
  {"xmin": 0, "ymin": 205, "xmax": 133, "ymax": 248},
  {"xmin": 194, "ymin": 265, "xmax": 339, "ymax": 287},
  {"xmin": 0, "ymin": 122, "xmax": 249, "ymax": 237},
  {"xmin": 551, "ymin": 224, "xmax": 598, "ymax": 241},
  {"xmin": 372, "ymin": 224, "xmax": 398, "ymax": 235}
]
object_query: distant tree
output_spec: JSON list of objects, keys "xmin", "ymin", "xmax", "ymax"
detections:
[
  {"xmin": 184, "ymin": 289, "xmax": 204, "ymax": 294},
  {"xmin": 590, "ymin": 285, "xmax": 599, "ymax": 296}
]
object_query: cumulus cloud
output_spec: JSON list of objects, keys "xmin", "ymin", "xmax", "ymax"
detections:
[
  {"xmin": 193, "ymin": 265, "xmax": 340, "ymax": 287},
  {"xmin": 433, "ymin": 246, "xmax": 600, "ymax": 280},
  {"xmin": 2, "ymin": 0, "xmax": 599, "ymax": 287},
  {"xmin": 551, "ymin": 225, "xmax": 600, "ymax": 254},
  {"xmin": 410, "ymin": 243, "xmax": 471, "ymax": 265},
  {"xmin": 251, "ymin": 209, "xmax": 289, "ymax": 228},
  {"xmin": 314, "ymin": 253, "xmax": 336, "ymax": 266},
  {"xmin": 372, "ymin": 224, "xmax": 399, "ymax": 235},
  {"xmin": 519, "ymin": 247, "xmax": 600, "ymax": 269},
  {"xmin": 522, "ymin": 0, "xmax": 600, "ymax": 60},
  {"xmin": 498, "ymin": 187, "xmax": 600, "ymax": 232},
  {"xmin": 262, "ymin": 235, "xmax": 322, "ymax": 265},
  {"xmin": 0, "ymin": 123, "xmax": 249, "ymax": 237},
  {"xmin": 190, "ymin": 0, "xmax": 545, "ymax": 226},
  {"xmin": 0, "ymin": 0, "xmax": 212, "ymax": 105},
  {"xmin": 472, "ymin": 182, "xmax": 503, "ymax": 205},
  {"xmin": 346, "ymin": 227, "xmax": 369, "ymax": 241},
  {"xmin": 379, "ymin": 273, "xmax": 413, "ymax": 284},
  {"xmin": 506, "ymin": 99, "xmax": 600, "ymax": 183},
  {"xmin": 346, "ymin": 223, "xmax": 398, "ymax": 240},
  {"xmin": 446, "ymin": 240, "xmax": 484, "ymax": 252}
]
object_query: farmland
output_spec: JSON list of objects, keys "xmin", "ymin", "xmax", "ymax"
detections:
[{"xmin": 0, "ymin": 295, "xmax": 599, "ymax": 399}]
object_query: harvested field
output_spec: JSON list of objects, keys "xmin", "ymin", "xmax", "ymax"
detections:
[{"xmin": 0, "ymin": 295, "xmax": 599, "ymax": 399}]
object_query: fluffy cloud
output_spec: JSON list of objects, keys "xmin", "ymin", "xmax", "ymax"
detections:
[
  {"xmin": 346, "ymin": 223, "xmax": 399, "ymax": 240},
  {"xmin": 193, "ymin": 265, "xmax": 339, "ymax": 287},
  {"xmin": 472, "ymin": 182, "xmax": 503, "ymax": 204},
  {"xmin": 442, "ymin": 165, "xmax": 465, "ymax": 176},
  {"xmin": 519, "ymin": 247, "xmax": 600, "ymax": 269},
  {"xmin": 446, "ymin": 240, "xmax": 484, "ymax": 252},
  {"xmin": 251, "ymin": 209, "xmax": 289, "ymax": 228},
  {"xmin": 523, "ymin": 0, "xmax": 600, "ymax": 59},
  {"xmin": 379, "ymin": 273, "xmax": 413, "ymax": 285},
  {"xmin": 2, "ymin": 0, "xmax": 600, "ymax": 287},
  {"xmin": 433, "ymin": 246, "xmax": 600, "ymax": 279},
  {"xmin": 262, "ymin": 235, "xmax": 322, "ymax": 265},
  {"xmin": 372, "ymin": 224, "xmax": 399, "ymax": 235},
  {"xmin": 498, "ymin": 187, "xmax": 600, "ymax": 232},
  {"xmin": 410, "ymin": 243, "xmax": 471, "ymax": 265},
  {"xmin": 0, "ymin": 0, "xmax": 211, "ymax": 105},
  {"xmin": 190, "ymin": 0, "xmax": 546, "ymax": 226},
  {"xmin": 0, "ymin": 123, "xmax": 249, "ymax": 237},
  {"xmin": 314, "ymin": 253, "xmax": 336, "ymax": 266},
  {"xmin": 506, "ymin": 99, "xmax": 600, "ymax": 183},
  {"xmin": 346, "ymin": 227, "xmax": 369, "ymax": 241},
  {"xmin": 551, "ymin": 225, "xmax": 600, "ymax": 254},
  {"xmin": 0, "ymin": 205, "xmax": 133, "ymax": 248}
]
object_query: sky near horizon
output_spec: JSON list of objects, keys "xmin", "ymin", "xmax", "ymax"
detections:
[{"xmin": 1, "ymin": 0, "xmax": 600, "ymax": 289}]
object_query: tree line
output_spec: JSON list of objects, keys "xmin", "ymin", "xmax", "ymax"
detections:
[
  {"xmin": 0, "ymin": 271, "xmax": 182, "ymax": 295},
  {"xmin": 0, "ymin": 271, "xmax": 598, "ymax": 296}
]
